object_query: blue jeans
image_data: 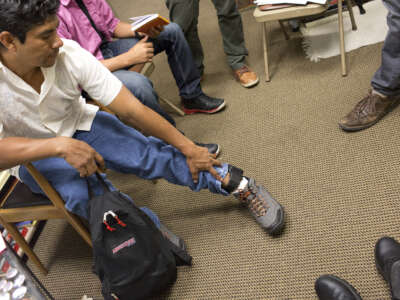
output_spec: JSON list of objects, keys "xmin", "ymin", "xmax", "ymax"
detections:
[
  {"xmin": 19, "ymin": 112, "xmax": 229, "ymax": 222},
  {"xmin": 371, "ymin": 0, "xmax": 400, "ymax": 96},
  {"xmin": 101, "ymin": 23, "xmax": 203, "ymax": 124}
]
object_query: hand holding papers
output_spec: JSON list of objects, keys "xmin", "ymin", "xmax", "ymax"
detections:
[{"xmin": 130, "ymin": 14, "xmax": 170, "ymax": 35}]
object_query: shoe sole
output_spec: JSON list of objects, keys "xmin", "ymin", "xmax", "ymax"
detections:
[
  {"xmin": 241, "ymin": 78, "xmax": 260, "ymax": 88},
  {"xmin": 316, "ymin": 275, "xmax": 362, "ymax": 300},
  {"xmin": 339, "ymin": 100, "xmax": 400, "ymax": 132},
  {"xmin": 183, "ymin": 102, "xmax": 226, "ymax": 115},
  {"xmin": 266, "ymin": 206, "xmax": 285, "ymax": 236}
]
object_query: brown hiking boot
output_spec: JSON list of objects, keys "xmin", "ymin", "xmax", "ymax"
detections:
[
  {"xmin": 339, "ymin": 90, "xmax": 400, "ymax": 132},
  {"xmin": 233, "ymin": 65, "xmax": 259, "ymax": 88}
]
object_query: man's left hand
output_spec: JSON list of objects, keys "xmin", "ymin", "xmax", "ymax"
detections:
[{"xmin": 185, "ymin": 145, "xmax": 223, "ymax": 184}]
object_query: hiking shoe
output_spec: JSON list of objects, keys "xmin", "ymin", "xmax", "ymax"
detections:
[
  {"xmin": 181, "ymin": 94, "xmax": 225, "ymax": 115},
  {"xmin": 233, "ymin": 178, "xmax": 284, "ymax": 235},
  {"xmin": 233, "ymin": 65, "xmax": 259, "ymax": 88},
  {"xmin": 195, "ymin": 142, "xmax": 221, "ymax": 157},
  {"xmin": 339, "ymin": 90, "xmax": 400, "ymax": 132},
  {"xmin": 159, "ymin": 223, "xmax": 187, "ymax": 252}
]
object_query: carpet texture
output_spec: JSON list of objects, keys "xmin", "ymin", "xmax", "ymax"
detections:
[
  {"xmin": 301, "ymin": 0, "xmax": 388, "ymax": 61},
  {"xmin": 28, "ymin": 1, "xmax": 398, "ymax": 299}
]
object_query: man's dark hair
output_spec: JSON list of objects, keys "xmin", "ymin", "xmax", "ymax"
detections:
[{"xmin": 0, "ymin": 0, "xmax": 60, "ymax": 45}]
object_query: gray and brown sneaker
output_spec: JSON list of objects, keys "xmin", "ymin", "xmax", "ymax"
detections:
[
  {"xmin": 339, "ymin": 90, "xmax": 400, "ymax": 132},
  {"xmin": 233, "ymin": 178, "xmax": 285, "ymax": 235}
]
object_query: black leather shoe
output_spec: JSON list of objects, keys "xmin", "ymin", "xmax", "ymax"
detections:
[
  {"xmin": 195, "ymin": 142, "xmax": 221, "ymax": 157},
  {"xmin": 181, "ymin": 93, "xmax": 225, "ymax": 115},
  {"xmin": 375, "ymin": 237, "xmax": 400, "ymax": 300},
  {"xmin": 315, "ymin": 275, "xmax": 362, "ymax": 300}
]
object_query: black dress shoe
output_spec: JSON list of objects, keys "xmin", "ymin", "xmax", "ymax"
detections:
[
  {"xmin": 375, "ymin": 237, "xmax": 400, "ymax": 300},
  {"xmin": 195, "ymin": 142, "xmax": 221, "ymax": 157},
  {"xmin": 315, "ymin": 275, "xmax": 362, "ymax": 300},
  {"xmin": 181, "ymin": 93, "xmax": 225, "ymax": 115}
]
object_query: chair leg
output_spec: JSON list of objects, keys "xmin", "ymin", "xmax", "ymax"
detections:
[
  {"xmin": 0, "ymin": 218, "xmax": 48, "ymax": 275},
  {"xmin": 279, "ymin": 20, "xmax": 290, "ymax": 40},
  {"xmin": 338, "ymin": 0, "xmax": 347, "ymax": 77},
  {"xmin": 346, "ymin": 0, "xmax": 357, "ymax": 31},
  {"xmin": 24, "ymin": 163, "xmax": 92, "ymax": 248},
  {"xmin": 262, "ymin": 22, "xmax": 270, "ymax": 82},
  {"xmin": 63, "ymin": 212, "xmax": 92, "ymax": 247},
  {"xmin": 159, "ymin": 95, "xmax": 185, "ymax": 116}
]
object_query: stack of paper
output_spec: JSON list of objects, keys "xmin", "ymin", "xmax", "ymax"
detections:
[{"xmin": 255, "ymin": 0, "xmax": 326, "ymax": 4}]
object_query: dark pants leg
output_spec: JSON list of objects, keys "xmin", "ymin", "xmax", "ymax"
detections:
[
  {"xmin": 102, "ymin": 39, "xmax": 176, "ymax": 126},
  {"xmin": 153, "ymin": 23, "xmax": 202, "ymax": 98},
  {"xmin": 371, "ymin": 0, "xmax": 400, "ymax": 96},
  {"xmin": 166, "ymin": 0, "xmax": 204, "ymax": 75},
  {"xmin": 210, "ymin": 0, "xmax": 248, "ymax": 70}
]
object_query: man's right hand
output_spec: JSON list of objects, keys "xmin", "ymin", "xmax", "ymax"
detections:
[
  {"xmin": 55, "ymin": 137, "xmax": 105, "ymax": 177},
  {"xmin": 126, "ymin": 35, "xmax": 154, "ymax": 65}
]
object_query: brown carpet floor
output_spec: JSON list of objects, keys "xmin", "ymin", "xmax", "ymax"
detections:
[{"xmin": 29, "ymin": 1, "xmax": 399, "ymax": 299}]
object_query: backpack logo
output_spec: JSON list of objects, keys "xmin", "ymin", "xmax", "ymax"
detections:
[{"xmin": 112, "ymin": 237, "xmax": 136, "ymax": 254}]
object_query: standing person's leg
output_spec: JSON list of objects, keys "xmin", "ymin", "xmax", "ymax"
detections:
[
  {"xmin": 165, "ymin": 0, "xmax": 204, "ymax": 75},
  {"xmin": 211, "ymin": 0, "xmax": 258, "ymax": 88},
  {"xmin": 152, "ymin": 23, "xmax": 225, "ymax": 114},
  {"xmin": 78, "ymin": 112, "xmax": 285, "ymax": 234},
  {"xmin": 102, "ymin": 39, "xmax": 176, "ymax": 126},
  {"xmin": 371, "ymin": 0, "xmax": 400, "ymax": 96},
  {"xmin": 339, "ymin": 0, "xmax": 400, "ymax": 132}
]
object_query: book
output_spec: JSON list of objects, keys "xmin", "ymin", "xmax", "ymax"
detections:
[{"xmin": 130, "ymin": 14, "xmax": 170, "ymax": 35}]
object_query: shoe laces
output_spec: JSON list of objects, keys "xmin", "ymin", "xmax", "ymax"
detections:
[
  {"xmin": 353, "ymin": 91, "xmax": 380, "ymax": 118},
  {"xmin": 238, "ymin": 187, "xmax": 268, "ymax": 217},
  {"xmin": 236, "ymin": 65, "xmax": 250, "ymax": 77}
]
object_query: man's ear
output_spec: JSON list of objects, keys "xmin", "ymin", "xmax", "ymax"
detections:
[{"xmin": 0, "ymin": 32, "xmax": 17, "ymax": 52}]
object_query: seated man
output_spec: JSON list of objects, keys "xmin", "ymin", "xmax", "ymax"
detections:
[
  {"xmin": 0, "ymin": 0, "xmax": 285, "ymax": 246},
  {"xmin": 166, "ymin": 0, "xmax": 259, "ymax": 88},
  {"xmin": 57, "ymin": 0, "xmax": 225, "ymax": 121}
]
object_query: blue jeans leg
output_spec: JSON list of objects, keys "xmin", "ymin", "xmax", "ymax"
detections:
[
  {"xmin": 101, "ymin": 39, "xmax": 176, "ymax": 126},
  {"xmin": 371, "ymin": 0, "xmax": 400, "ymax": 96},
  {"xmin": 19, "ymin": 112, "xmax": 228, "ymax": 219},
  {"xmin": 153, "ymin": 23, "xmax": 202, "ymax": 98},
  {"xmin": 112, "ymin": 70, "xmax": 176, "ymax": 126}
]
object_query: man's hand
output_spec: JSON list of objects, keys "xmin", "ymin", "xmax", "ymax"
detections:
[
  {"xmin": 145, "ymin": 25, "xmax": 164, "ymax": 39},
  {"xmin": 126, "ymin": 35, "xmax": 154, "ymax": 64},
  {"xmin": 184, "ymin": 144, "xmax": 222, "ymax": 183},
  {"xmin": 55, "ymin": 137, "xmax": 105, "ymax": 177}
]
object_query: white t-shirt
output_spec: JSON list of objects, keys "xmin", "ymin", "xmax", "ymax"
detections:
[{"xmin": 0, "ymin": 39, "xmax": 123, "ymax": 176}]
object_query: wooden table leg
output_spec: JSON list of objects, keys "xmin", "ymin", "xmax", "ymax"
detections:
[
  {"xmin": 262, "ymin": 22, "xmax": 270, "ymax": 82},
  {"xmin": 338, "ymin": 0, "xmax": 347, "ymax": 77}
]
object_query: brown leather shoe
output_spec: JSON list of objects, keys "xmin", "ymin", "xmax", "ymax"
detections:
[
  {"xmin": 233, "ymin": 65, "xmax": 259, "ymax": 88},
  {"xmin": 339, "ymin": 90, "xmax": 400, "ymax": 132}
]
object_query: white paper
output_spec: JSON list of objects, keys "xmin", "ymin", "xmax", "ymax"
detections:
[{"xmin": 130, "ymin": 14, "xmax": 158, "ymax": 31}]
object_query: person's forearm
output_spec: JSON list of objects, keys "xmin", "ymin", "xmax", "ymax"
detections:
[
  {"xmin": 100, "ymin": 52, "xmax": 142, "ymax": 72},
  {"xmin": 108, "ymin": 88, "xmax": 195, "ymax": 155},
  {"xmin": 113, "ymin": 21, "xmax": 135, "ymax": 39},
  {"xmin": 0, "ymin": 137, "xmax": 60, "ymax": 171}
]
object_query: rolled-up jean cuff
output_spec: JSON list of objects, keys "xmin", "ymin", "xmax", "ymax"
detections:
[{"xmin": 215, "ymin": 163, "xmax": 230, "ymax": 196}]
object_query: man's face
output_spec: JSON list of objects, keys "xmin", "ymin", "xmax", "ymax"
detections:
[{"xmin": 15, "ymin": 15, "xmax": 63, "ymax": 68}]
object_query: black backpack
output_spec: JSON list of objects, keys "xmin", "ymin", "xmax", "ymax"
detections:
[{"xmin": 87, "ymin": 173, "xmax": 192, "ymax": 300}]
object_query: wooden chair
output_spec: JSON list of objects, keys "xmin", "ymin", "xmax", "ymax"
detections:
[
  {"xmin": 0, "ymin": 163, "xmax": 92, "ymax": 275},
  {"xmin": 253, "ymin": 0, "xmax": 357, "ymax": 81}
]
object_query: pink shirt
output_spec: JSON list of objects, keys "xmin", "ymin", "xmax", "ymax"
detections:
[{"xmin": 57, "ymin": 0, "xmax": 120, "ymax": 60}]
